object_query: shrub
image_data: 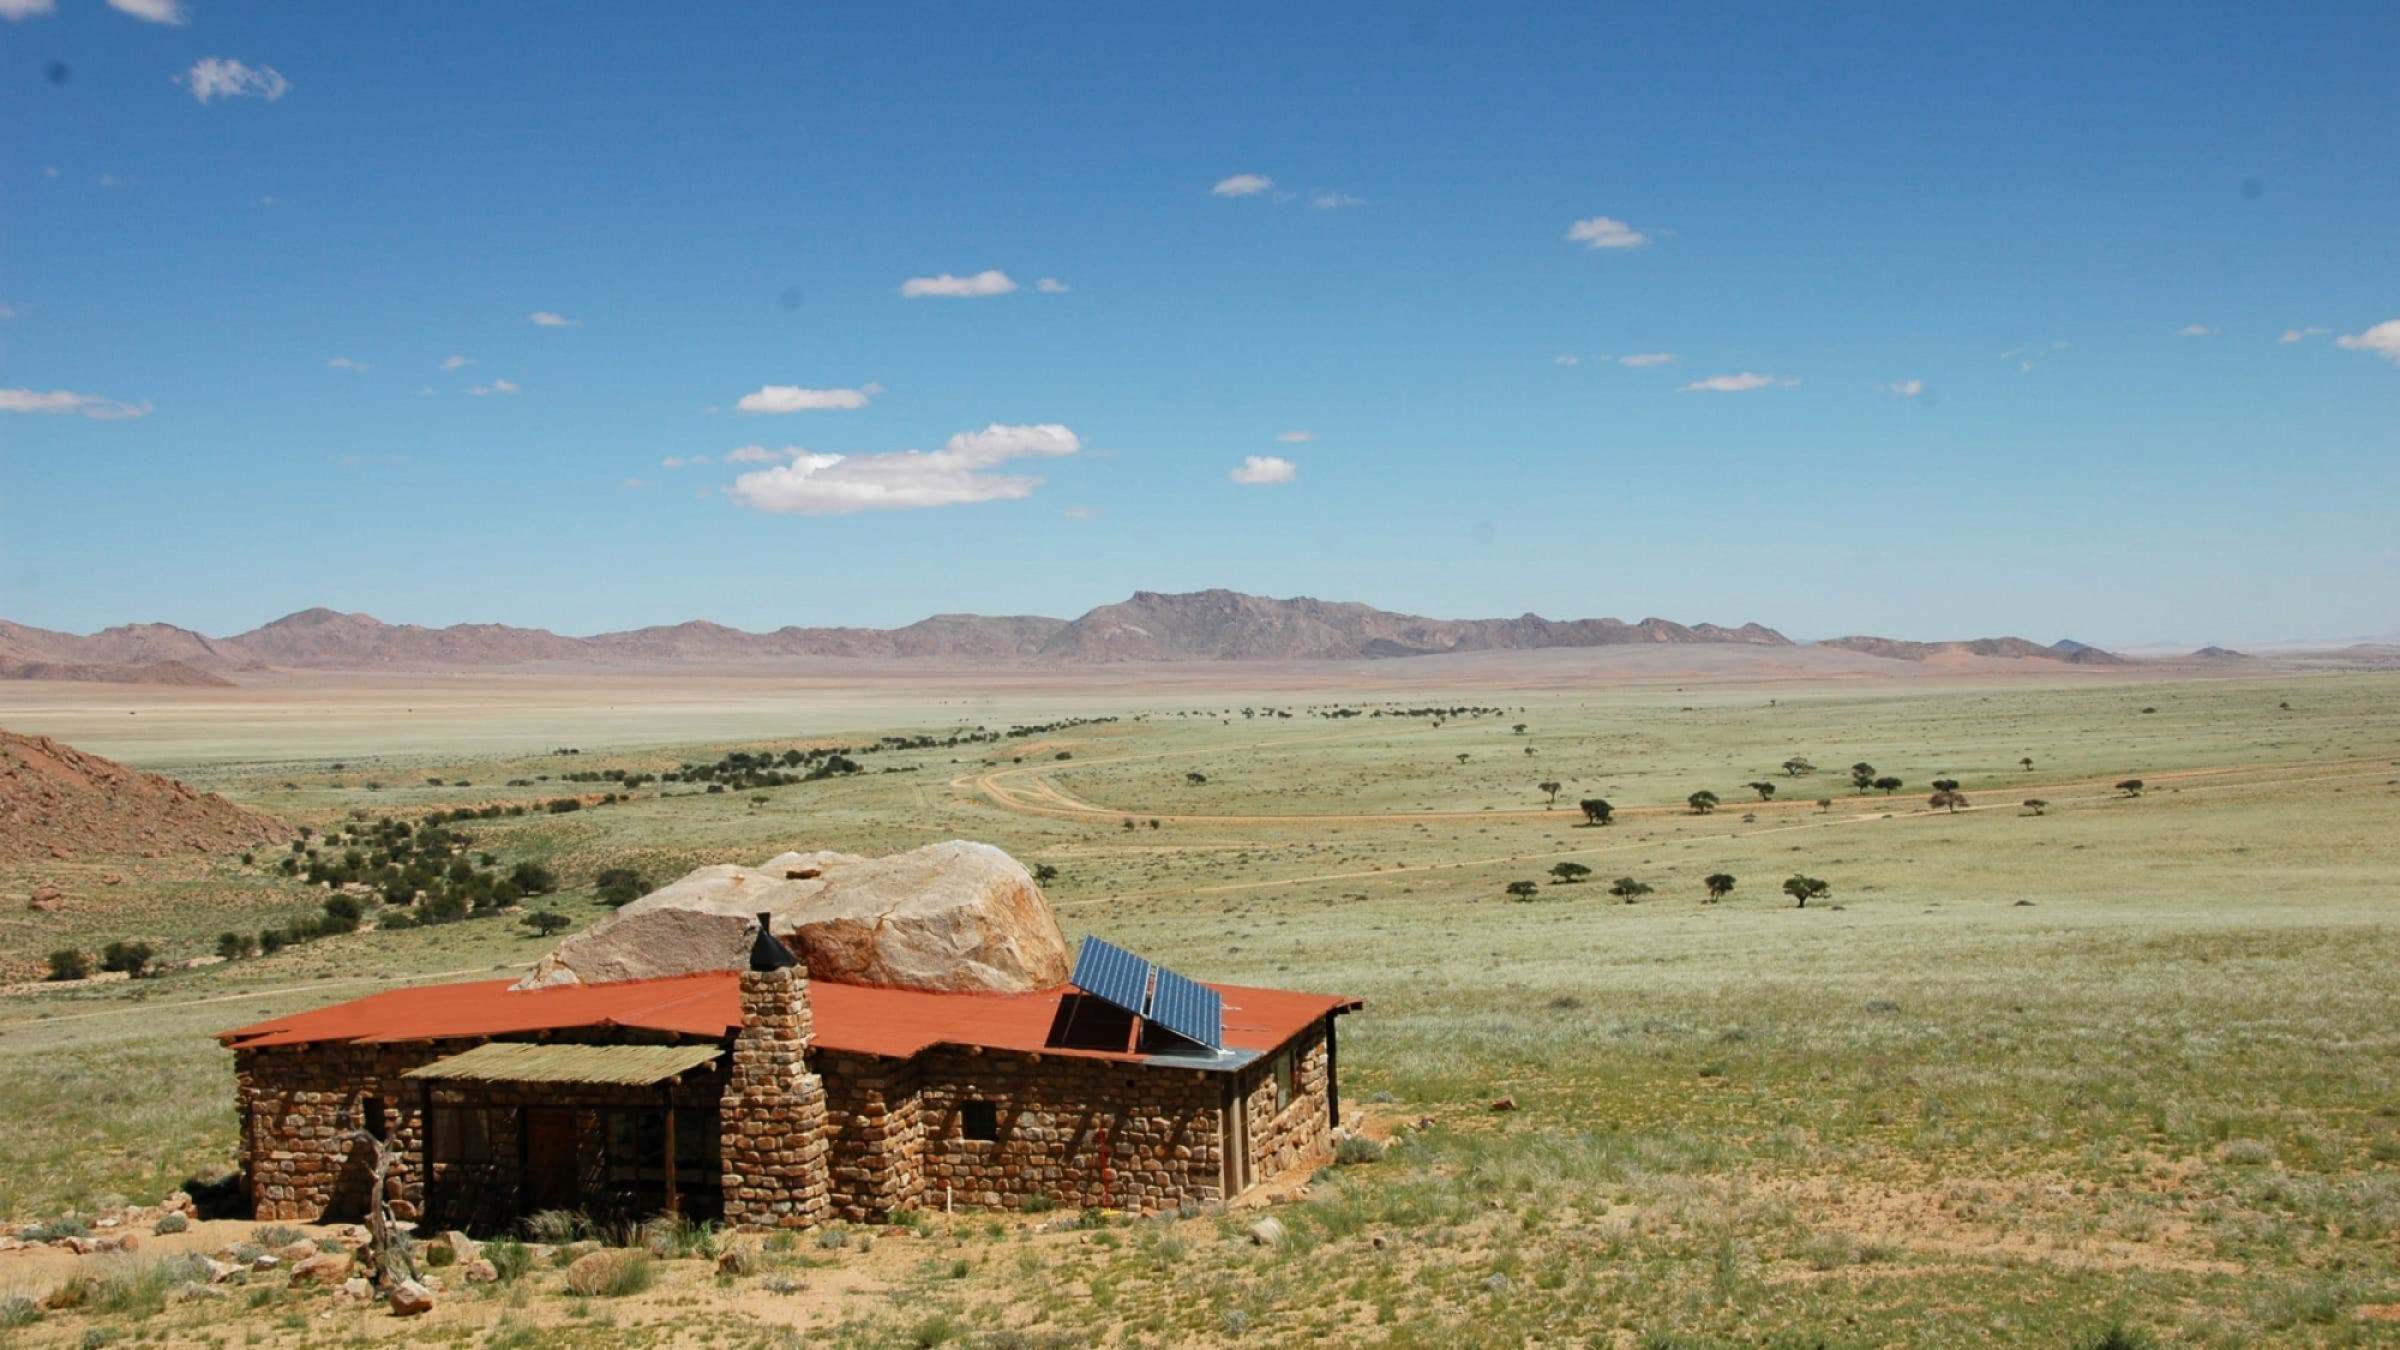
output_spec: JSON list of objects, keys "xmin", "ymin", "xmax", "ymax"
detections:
[
  {"xmin": 522, "ymin": 909, "xmax": 573, "ymax": 937},
  {"xmin": 594, "ymin": 868, "xmax": 650, "ymax": 907},
  {"xmin": 1335, "ymin": 1136, "xmax": 1385, "ymax": 1165},
  {"xmin": 565, "ymin": 1249, "xmax": 655, "ymax": 1298},
  {"xmin": 2082, "ymin": 1324, "xmax": 2160, "ymax": 1350},
  {"xmin": 484, "ymin": 1236, "xmax": 532, "ymax": 1282},
  {"xmin": 24, "ymin": 1215, "xmax": 91, "ymax": 1242},
  {"xmin": 45, "ymin": 949, "xmax": 90, "ymax": 982},
  {"xmin": 152, "ymin": 1212, "xmax": 189, "ymax": 1235},
  {"xmin": 422, "ymin": 1238, "xmax": 456, "ymax": 1267},
  {"xmin": 509, "ymin": 862, "xmax": 560, "ymax": 894},
  {"xmin": 526, "ymin": 1209, "xmax": 594, "ymax": 1244},
  {"xmin": 0, "ymin": 1294, "xmax": 38, "ymax": 1329},
  {"xmin": 251, "ymin": 1224, "xmax": 304, "ymax": 1248}
]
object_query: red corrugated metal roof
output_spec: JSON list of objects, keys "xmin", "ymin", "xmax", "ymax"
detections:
[{"xmin": 216, "ymin": 971, "xmax": 1359, "ymax": 1065}]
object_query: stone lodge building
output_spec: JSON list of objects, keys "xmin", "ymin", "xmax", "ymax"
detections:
[{"xmin": 219, "ymin": 927, "xmax": 1359, "ymax": 1231}]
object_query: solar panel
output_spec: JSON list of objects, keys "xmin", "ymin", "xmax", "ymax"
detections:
[
  {"xmin": 1070, "ymin": 936, "xmax": 1153, "ymax": 1020},
  {"xmin": 1146, "ymin": 966, "xmax": 1224, "ymax": 1052}
]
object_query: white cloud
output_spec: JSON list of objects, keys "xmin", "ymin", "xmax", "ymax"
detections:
[
  {"xmin": 1616, "ymin": 352, "xmax": 1675, "ymax": 367},
  {"xmin": 729, "ymin": 423, "xmax": 1080, "ymax": 516},
  {"xmin": 107, "ymin": 0, "xmax": 183, "ymax": 22},
  {"xmin": 1678, "ymin": 372, "xmax": 1799, "ymax": 393},
  {"xmin": 1565, "ymin": 216, "xmax": 1650, "ymax": 250},
  {"xmin": 1062, "ymin": 505, "xmax": 1098, "ymax": 521},
  {"xmin": 1211, "ymin": 173, "xmax": 1274, "ymax": 198},
  {"xmin": 1888, "ymin": 378, "xmax": 1925, "ymax": 397},
  {"xmin": 620, "ymin": 478, "xmax": 649, "ymax": 490},
  {"xmin": 529, "ymin": 311, "xmax": 575, "ymax": 327},
  {"xmin": 2335, "ymin": 319, "xmax": 2400, "ymax": 363},
  {"xmin": 2279, "ymin": 326, "xmax": 2328, "ymax": 344},
  {"xmin": 660, "ymin": 456, "xmax": 707, "ymax": 469},
  {"xmin": 0, "ymin": 0, "xmax": 57, "ymax": 21},
  {"xmin": 734, "ymin": 384, "xmax": 874, "ymax": 414},
  {"xmin": 440, "ymin": 354, "xmax": 472, "ymax": 371},
  {"xmin": 900, "ymin": 269, "xmax": 1016, "ymax": 299},
  {"xmin": 722, "ymin": 445, "xmax": 785, "ymax": 465},
  {"xmin": 1276, "ymin": 430, "xmax": 1315, "ymax": 443},
  {"xmin": 1036, "ymin": 277, "xmax": 1070, "ymax": 293},
  {"xmin": 180, "ymin": 57, "xmax": 289, "ymax": 104},
  {"xmin": 466, "ymin": 379, "xmax": 519, "ymax": 396},
  {"xmin": 0, "ymin": 387, "xmax": 152, "ymax": 419},
  {"xmin": 1310, "ymin": 191, "xmax": 1366, "ymax": 210},
  {"xmin": 2177, "ymin": 324, "xmax": 2217, "ymax": 337},
  {"xmin": 1229, "ymin": 455, "xmax": 1297, "ymax": 485},
  {"xmin": 1554, "ymin": 354, "xmax": 1581, "ymax": 367},
  {"xmin": 327, "ymin": 357, "xmax": 369, "ymax": 372}
]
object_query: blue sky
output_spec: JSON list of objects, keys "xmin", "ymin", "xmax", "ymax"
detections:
[{"xmin": 3, "ymin": 2, "xmax": 2395, "ymax": 645}]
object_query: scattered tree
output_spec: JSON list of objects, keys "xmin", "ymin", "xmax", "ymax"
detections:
[
  {"xmin": 1579, "ymin": 798, "xmax": 1614, "ymax": 826},
  {"xmin": 2022, "ymin": 798, "xmax": 2049, "ymax": 816},
  {"xmin": 1185, "ymin": 771, "xmax": 1207, "ymax": 785},
  {"xmin": 523, "ymin": 909, "xmax": 573, "ymax": 937},
  {"xmin": 1928, "ymin": 788, "xmax": 1969, "ymax": 812},
  {"xmin": 1781, "ymin": 757, "xmax": 1815, "ymax": 777},
  {"xmin": 1704, "ymin": 873, "xmax": 1737, "ymax": 902},
  {"xmin": 2020, "ymin": 757, "xmax": 2034, "ymax": 772},
  {"xmin": 1872, "ymin": 776, "xmax": 1904, "ymax": 795},
  {"xmin": 1512, "ymin": 723, "xmax": 1528, "ymax": 735},
  {"xmin": 1931, "ymin": 778, "xmax": 1960, "ymax": 793},
  {"xmin": 217, "ymin": 931, "xmax": 257, "ymax": 960},
  {"xmin": 1608, "ymin": 877, "xmax": 1654, "ymax": 904},
  {"xmin": 46, "ymin": 949, "xmax": 89, "ymax": 982},
  {"xmin": 100, "ymin": 940, "xmax": 154, "ymax": 978},
  {"xmin": 594, "ymin": 868, "xmax": 651, "ymax": 907},
  {"xmin": 2116, "ymin": 779, "xmax": 2145, "ymax": 797},
  {"xmin": 1549, "ymin": 862, "xmax": 1591, "ymax": 885},
  {"xmin": 1032, "ymin": 863, "xmax": 1061, "ymax": 884},
  {"xmin": 1538, "ymin": 780, "xmax": 1564, "ymax": 809},
  {"xmin": 1505, "ymin": 880, "xmax": 1540, "ymax": 901},
  {"xmin": 1783, "ymin": 874, "xmax": 1831, "ymax": 908},
  {"xmin": 1456, "ymin": 753, "xmax": 1471, "ymax": 765},
  {"xmin": 1850, "ymin": 762, "xmax": 1877, "ymax": 791},
  {"xmin": 1815, "ymin": 798, "xmax": 1834, "ymax": 812},
  {"xmin": 507, "ymin": 862, "xmax": 559, "ymax": 896},
  {"xmin": 1687, "ymin": 789, "xmax": 1720, "ymax": 815},
  {"xmin": 1746, "ymin": 780, "xmax": 1776, "ymax": 801}
]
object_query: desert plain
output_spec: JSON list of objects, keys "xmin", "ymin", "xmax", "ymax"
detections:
[{"xmin": 1, "ymin": 647, "xmax": 2396, "ymax": 1346}]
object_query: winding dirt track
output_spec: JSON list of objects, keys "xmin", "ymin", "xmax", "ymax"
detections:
[{"xmin": 952, "ymin": 739, "xmax": 2397, "ymax": 905}]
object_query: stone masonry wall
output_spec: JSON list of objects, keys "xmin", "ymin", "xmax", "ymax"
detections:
[
  {"xmin": 1241, "ymin": 1020, "xmax": 1333, "ymax": 1182},
  {"xmin": 817, "ymin": 1050, "xmax": 926, "ymax": 1221},
  {"xmin": 719, "ymin": 966, "xmax": 832, "ymax": 1228},
  {"xmin": 910, "ymin": 1049, "xmax": 1224, "ymax": 1213},
  {"xmin": 235, "ymin": 1043, "xmax": 441, "ymax": 1223}
]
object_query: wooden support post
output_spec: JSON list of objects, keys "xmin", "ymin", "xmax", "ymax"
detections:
[
  {"xmin": 1325, "ymin": 1014, "xmax": 1341, "ymax": 1129},
  {"xmin": 661, "ymin": 1088, "xmax": 679, "ymax": 1219}
]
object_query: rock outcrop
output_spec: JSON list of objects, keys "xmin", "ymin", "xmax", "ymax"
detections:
[
  {"xmin": 0, "ymin": 729, "xmax": 294, "ymax": 863},
  {"xmin": 516, "ymin": 841, "xmax": 1069, "ymax": 994}
]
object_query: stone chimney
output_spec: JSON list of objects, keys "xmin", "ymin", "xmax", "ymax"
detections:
[{"xmin": 720, "ymin": 914, "xmax": 831, "ymax": 1228}]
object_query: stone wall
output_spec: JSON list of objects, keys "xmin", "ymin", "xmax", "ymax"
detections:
[
  {"xmin": 817, "ymin": 1050, "xmax": 925, "ymax": 1221},
  {"xmin": 234, "ymin": 1043, "xmax": 440, "ymax": 1222},
  {"xmin": 909, "ymin": 1049, "xmax": 1224, "ymax": 1213},
  {"xmin": 1239, "ymin": 1020, "xmax": 1334, "ymax": 1182},
  {"xmin": 719, "ymin": 966, "xmax": 833, "ymax": 1228}
]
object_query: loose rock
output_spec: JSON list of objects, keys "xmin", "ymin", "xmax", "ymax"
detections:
[
  {"xmin": 1247, "ymin": 1217, "xmax": 1287, "ymax": 1247},
  {"xmin": 387, "ymin": 1278, "xmax": 434, "ymax": 1316}
]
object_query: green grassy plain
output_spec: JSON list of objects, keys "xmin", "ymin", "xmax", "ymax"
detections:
[{"xmin": 2, "ymin": 669, "xmax": 2396, "ymax": 1345}]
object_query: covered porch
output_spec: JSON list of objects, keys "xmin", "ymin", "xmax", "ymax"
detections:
[{"xmin": 402, "ymin": 1041, "xmax": 729, "ymax": 1234}]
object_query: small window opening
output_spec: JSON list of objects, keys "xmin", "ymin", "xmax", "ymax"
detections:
[{"xmin": 961, "ymin": 1101, "xmax": 1000, "ymax": 1142}]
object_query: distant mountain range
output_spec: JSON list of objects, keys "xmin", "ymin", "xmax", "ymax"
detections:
[{"xmin": 0, "ymin": 589, "xmax": 2131, "ymax": 680}]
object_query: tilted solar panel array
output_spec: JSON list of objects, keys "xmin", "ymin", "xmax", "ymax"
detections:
[
  {"xmin": 1069, "ymin": 936, "xmax": 1153, "ymax": 1021},
  {"xmin": 1145, "ymin": 966, "xmax": 1224, "ymax": 1052},
  {"xmin": 1068, "ymin": 935, "xmax": 1226, "ymax": 1053}
]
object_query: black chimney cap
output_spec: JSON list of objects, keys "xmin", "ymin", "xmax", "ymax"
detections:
[{"xmin": 748, "ymin": 912, "xmax": 799, "ymax": 972}]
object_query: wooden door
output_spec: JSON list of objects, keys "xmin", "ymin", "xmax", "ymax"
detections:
[
  {"xmin": 1222, "ymin": 1078, "xmax": 1251, "ymax": 1198},
  {"xmin": 524, "ymin": 1108, "xmax": 578, "ymax": 1212}
]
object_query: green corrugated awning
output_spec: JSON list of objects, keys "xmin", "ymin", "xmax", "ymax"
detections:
[{"xmin": 402, "ymin": 1041, "xmax": 723, "ymax": 1086}]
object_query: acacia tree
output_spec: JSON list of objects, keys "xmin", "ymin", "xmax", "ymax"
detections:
[
  {"xmin": 1608, "ymin": 877, "xmax": 1654, "ymax": 903},
  {"xmin": 1687, "ymin": 789, "xmax": 1720, "ymax": 815},
  {"xmin": 2020, "ymin": 757, "xmax": 2034, "ymax": 772},
  {"xmin": 2117, "ymin": 779, "xmax": 2145, "ymax": 797},
  {"xmin": 1456, "ymin": 753, "xmax": 1471, "ymax": 766},
  {"xmin": 2022, "ymin": 798, "xmax": 2049, "ymax": 816},
  {"xmin": 1747, "ymin": 780, "xmax": 1777, "ymax": 801},
  {"xmin": 1538, "ymin": 780, "xmax": 1564, "ymax": 809},
  {"xmin": 1781, "ymin": 757, "xmax": 1815, "ymax": 777},
  {"xmin": 1550, "ymin": 861, "xmax": 1592, "ymax": 885},
  {"xmin": 1505, "ymin": 880, "xmax": 1540, "ymax": 901},
  {"xmin": 1873, "ymin": 776, "xmax": 1904, "ymax": 795},
  {"xmin": 1783, "ymin": 874, "xmax": 1831, "ymax": 908},
  {"xmin": 1580, "ymin": 798, "xmax": 1614, "ymax": 826},
  {"xmin": 1816, "ymin": 797, "xmax": 1834, "ymax": 812},
  {"xmin": 1704, "ymin": 873, "xmax": 1737, "ymax": 902},
  {"xmin": 1851, "ymin": 762, "xmax": 1877, "ymax": 791},
  {"xmin": 1932, "ymin": 778, "xmax": 1960, "ymax": 793},
  {"xmin": 1928, "ymin": 788, "xmax": 1968, "ymax": 812}
]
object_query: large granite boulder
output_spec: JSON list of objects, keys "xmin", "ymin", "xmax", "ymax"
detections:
[{"xmin": 513, "ymin": 841, "xmax": 1069, "ymax": 994}]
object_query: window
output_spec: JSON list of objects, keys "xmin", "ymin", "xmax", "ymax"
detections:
[
  {"xmin": 961, "ymin": 1101, "xmax": 1000, "ymax": 1142},
  {"xmin": 429, "ymin": 1106, "xmax": 493, "ymax": 1164},
  {"xmin": 1272, "ymin": 1051, "xmax": 1296, "ymax": 1112}
]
